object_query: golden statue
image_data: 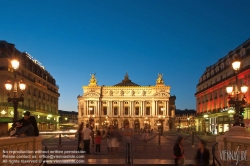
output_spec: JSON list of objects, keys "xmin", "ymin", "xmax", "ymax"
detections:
[
  {"xmin": 156, "ymin": 73, "xmax": 164, "ymax": 84},
  {"xmin": 89, "ymin": 73, "xmax": 97, "ymax": 85}
]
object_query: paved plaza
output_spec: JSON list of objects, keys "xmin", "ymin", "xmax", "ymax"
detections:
[{"xmin": 41, "ymin": 131, "xmax": 217, "ymax": 165}]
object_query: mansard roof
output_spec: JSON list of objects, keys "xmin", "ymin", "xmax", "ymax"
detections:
[{"xmin": 114, "ymin": 72, "xmax": 140, "ymax": 86}]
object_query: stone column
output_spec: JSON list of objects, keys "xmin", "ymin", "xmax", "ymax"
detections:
[
  {"xmin": 141, "ymin": 101, "xmax": 143, "ymax": 116},
  {"xmin": 156, "ymin": 101, "xmax": 158, "ymax": 116},
  {"xmin": 152, "ymin": 100, "xmax": 155, "ymax": 116},
  {"xmin": 120, "ymin": 101, "xmax": 123, "ymax": 115},
  {"xmin": 97, "ymin": 101, "xmax": 100, "ymax": 116},
  {"xmin": 86, "ymin": 101, "xmax": 89, "ymax": 115},
  {"xmin": 118, "ymin": 101, "xmax": 120, "ymax": 115},
  {"xmin": 107, "ymin": 101, "xmax": 110, "ymax": 116},
  {"xmin": 164, "ymin": 100, "xmax": 166, "ymax": 116},
  {"xmin": 167, "ymin": 100, "xmax": 169, "ymax": 117},
  {"xmin": 110, "ymin": 101, "xmax": 113, "ymax": 116},
  {"xmin": 130, "ymin": 101, "xmax": 132, "ymax": 116}
]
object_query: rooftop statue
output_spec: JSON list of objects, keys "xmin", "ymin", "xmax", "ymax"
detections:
[
  {"xmin": 89, "ymin": 73, "xmax": 97, "ymax": 85},
  {"xmin": 156, "ymin": 73, "xmax": 164, "ymax": 84}
]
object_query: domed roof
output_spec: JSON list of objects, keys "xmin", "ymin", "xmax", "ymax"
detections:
[{"xmin": 114, "ymin": 72, "xmax": 140, "ymax": 86}]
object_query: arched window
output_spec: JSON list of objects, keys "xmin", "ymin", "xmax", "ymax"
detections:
[
  {"xmin": 215, "ymin": 66, "xmax": 219, "ymax": 73},
  {"xmin": 211, "ymin": 70, "xmax": 214, "ymax": 76},
  {"xmin": 207, "ymin": 72, "xmax": 210, "ymax": 78},
  {"xmin": 226, "ymin": 58, "xmax": 230, "ymax": 66},
  {"xmin": 203, "ymin": 75, "xmax": 206, "ymax": 80},
  {"xmin": 220, "ymin": 62, "xmax": 224, "ymax": 70},
  {"xmin": 240, "ymin": 48, "xmax": 246, "ymax": 57}
]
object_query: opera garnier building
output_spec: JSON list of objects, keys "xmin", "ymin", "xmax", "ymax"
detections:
[{"xmin": 77, "ymin": 73, "xmax": 176, "ymax": 132}]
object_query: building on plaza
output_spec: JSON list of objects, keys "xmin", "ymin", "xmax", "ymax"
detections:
[
  {"xmin": 77, "ymin": 73, "xmax": 176, "ymax": 132},
  {"xmin": 58, "ymin": 110, "xmax": 78, "ymax": 130},
  {"xmin": 175, "ymin": 109, "xmax": 196, "ymax": 131},
  {"xmin": 195, "ymin": 38, "xmax": 250, "ymax": 134},
  {"xmin": 0, "ymin": 41, "xmax": 60, "ymax": 135}
]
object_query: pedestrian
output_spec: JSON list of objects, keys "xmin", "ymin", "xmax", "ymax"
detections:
[
  {"xmin": 142, "ymin": 127, "xmax": 149, "ymax": 144},
  {"xmin": 173, "ymin": 136, "xmax": 185, "ymax": 166},
  {"xmin": 105, "ymin": 126, "xmax": 112, "ymax": 155},
  {"xmin": 122, "ymin": 123, "xmax": 133, "ymax": 163},
  {"xmin": 82, "ymin": 124, "xmax": 93, "ymax": 154},
  {"xmin": 194, "ymin": 140, "xmax": 210, "ymax": 166},
  {"xmin": 112, "ymin": 126, "xmax": 122, "ymax": 156},
  {"xmin": 76, "ymin": 122, "xmax": 84, "ymax": 151},
  {"xmin": 95, "ymin": 130, "xmax": 102, "ymax": 154}
]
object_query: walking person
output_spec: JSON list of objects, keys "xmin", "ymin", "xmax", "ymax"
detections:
[
  {"xmin": 113, "ymin": 126, "xmax": 122, "ymax": 156},
  {"xmin": 82, "ymin": 124, "xmax": 93, "ymax": 154},
  {"xmin": 142, "ymin": 127, "xmax": 149, "ymax": 144},
  {"xmin": 173, "ymin": 136, "xmax": 185, "ymax": 166},
  {"xmin": 105, "ymin": 126, "xmax": 112, "ymax": 155},
  {"xmin": 122, "ymin": 123, "xmax": 133, "ymax": 163},
  {"xmin": 76, "ymin": 122, "xmax": 84, "ymax": 151},
  {"xmin": 95, "ymin": 130, "xmax": 102, "ymax": 154},
  {"xmin": 194, "ymin": 140, "xmax": 210, "ymax": 166}
]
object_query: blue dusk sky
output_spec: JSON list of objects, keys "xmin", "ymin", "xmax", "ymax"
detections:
[{"xmin": 1, "ymin": 0, "xmax": 250, "ymax": 112}]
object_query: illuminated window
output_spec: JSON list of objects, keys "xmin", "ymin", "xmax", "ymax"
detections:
[
  {"xmin": 124, "ymin": 107, "xmax": 129, "ymax": 115},
  {"xmin": 146, "ymin": 107, "xmax": 150, "ymax": 115},
  {"xmin": 135, "ymin": 107, "xmax": 140, "ymax": 115},
  {"xmin": 114, "ymin": 107, "xmax": 118, "ymax": 115},
  {"xmin": 103, "ymin": 107, "xmax": 107, "ymax": 115}
]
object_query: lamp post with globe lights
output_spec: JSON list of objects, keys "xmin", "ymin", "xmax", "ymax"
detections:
[
  {"xmin": 5, "ymin": 60, "xmax": 26, "ymax": 123},
  {"xmin": 226, "ymin": 57, "xmax": 248, "ymax": 127}
]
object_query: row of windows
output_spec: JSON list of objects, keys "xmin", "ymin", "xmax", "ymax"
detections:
[
  {"xmin": 23, "ymin": 57, "xmax": 56, "ymax": 86},
  {"xmin": 26, "ymin": 85, "xmax": 57, "ymax": 104},
  {"xmin": 200, "ymin": 50, "xmax": 247, "ymax": 83},
  {"xmin": 25, "ymin": 100, "xmax": 57, "ymax": 113},
  {"xmin": 88, "ymin": 101, "xmax": 164, "ymax": 105},
  {"xmin": 82, "ymin": 107, "xmax": 165, "ymax": 116},
  {"xmin": 199, "ymin": 74, "xmax": 229, "ymax": 92}
]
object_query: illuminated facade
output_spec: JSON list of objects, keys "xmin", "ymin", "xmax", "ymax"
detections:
[
  {"xmin": 175, "ymin": 109, "xmax": 196, "ymax": 131},
  {"xmin": 77, "ymin": 73, "xmax": 176, "ymax": 131},
  {"xmin": 195, "ymin": 38, "xmax": 250, "ymax": 134},
  {"xmin": 0, "ymin": 41, "xmax": 60, "ymax": 135}
]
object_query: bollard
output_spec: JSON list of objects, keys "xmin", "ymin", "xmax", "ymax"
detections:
[
  {"xmin": 128, "ymin": 141, "xmax": 131, "ymax": 164},
  {"xmin": 58, "ymin": 134, "xmax": 62, "ymax": 147},
  {"xmin": 125, "ymin": 140, "xmax": 128, "ymax": 165},
  {"xmin": 158, "ymin": 132, "xmax": 161, "ymax": 146},
  {"xmin": 191, "ymin": 131, "xmax": 195, "ymax": 148}
]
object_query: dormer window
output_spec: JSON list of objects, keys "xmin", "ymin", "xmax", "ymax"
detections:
[
  {"xmin": 226, "ymin": 58, "xmax": 230, "ymax": 66},
  {"xmin": 240, "ymin": 48, "xmax": 246, "ymax": 57},
  {"xmin": 215, "ymin": 66, "xmax": 219, "ymax": 73},
  {"xmin": 220, "ymin": 62, "xmax": 224, "ymax": 70},
  {"xmin": 211, "ymin": 70, "xmax": 214, "ymax": 76},
  {"xmin": 203, "ymin": 75, "xmax": 206, "ymax": 80},
  {"xmin": 206, "ymin": 72, "xmax": 210, "ymax": 78}
]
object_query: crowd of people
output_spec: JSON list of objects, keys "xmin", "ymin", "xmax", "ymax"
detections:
[
  {"xmin": 76, "ymin": 122, "xmax": 133, "ymax": 156},
  {"xmin": 77, "ymin": 123, "xmax": 211, "ymax": 166}
]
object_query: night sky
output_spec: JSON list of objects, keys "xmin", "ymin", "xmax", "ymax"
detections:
[{"xmin": 1, "ymin": 0, "xmax": 250, "ymax": 111}]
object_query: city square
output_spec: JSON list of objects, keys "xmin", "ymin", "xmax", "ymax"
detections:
[{"xmin": 1, "ymin": 1, "xmax": 250, "ymax": 166}]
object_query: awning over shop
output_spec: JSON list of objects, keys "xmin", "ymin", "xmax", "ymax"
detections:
[{"xmin": 0, "ymin": 117, "xmax": 12, "ymax": 123}]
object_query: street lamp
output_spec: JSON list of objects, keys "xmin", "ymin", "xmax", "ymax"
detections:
[
  {"xmin": 226, "ymin": 57, "xmax": 248, "ymax": 127},
  {"xmin": 5, "ymin": 59, "xmax": 26, "ymax": 123},
  {"xmin": 187, "ymin": 117, "xmax": 190, "ymax": 130},
  {"xmin": 158, "ymin": 115, "xmax": 165, "ymax": 135}
]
